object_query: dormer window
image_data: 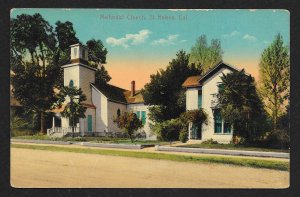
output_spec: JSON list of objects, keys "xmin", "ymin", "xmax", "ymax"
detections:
[{"xmin": 69, "ymin": 80, "xmax": 74, "ymax": 87}]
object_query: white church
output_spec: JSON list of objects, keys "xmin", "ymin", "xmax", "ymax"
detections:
[
  {"xmin": 47, "ymin": 43, "xmax": 239, "ymax": 143},
  {"xmin": 48, "ymin": 43, "xmax": 153, "ymax": 139}
]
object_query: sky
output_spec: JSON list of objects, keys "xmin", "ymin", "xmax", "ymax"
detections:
[{"xmin": 11, "ymin": 9, "xmax": 290, "ymax": 90}]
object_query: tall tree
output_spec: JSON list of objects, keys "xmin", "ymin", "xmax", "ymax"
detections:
[
  {"xmin": 258, "ymin": 34, "xmax": 290, "ymax": 130},
  {"xmin": 56, "ymin": 86, "xmax": 87, "ymax": 137},
  {"xmin": 189, "ymin": 35, "xmax": 223, "ymax": 73},
  {"xmin": 142, "ymin": 50, "xmax": 200, "ymax": 122},
  {"xmin": 86, "ymin": 39, "xmax": 111, "ymax": 86},
  {"xmin": 218, "ymin": 69, "xmax": 268, "ymax": 142},
  {"xmin": 10, "ymin": 13, "xmax": 79, "ymax": 133}
]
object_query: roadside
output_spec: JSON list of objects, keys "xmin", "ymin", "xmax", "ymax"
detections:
[
  {"xmin": 11, "ymin": 143, "xmax": 290, "ymax": 171},
  {"xmin": 11, "ymin": 147, "xmax": 289, "ymax": 188}
]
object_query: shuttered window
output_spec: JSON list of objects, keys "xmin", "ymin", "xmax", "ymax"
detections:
[
  {"xmin": 214, "ymin": 109, "xmax": 222, "ymax": 133},
  {"xmin": 141, "ymin": 111, "xmax": 146, "ymax": 125},
  {"xmin": 198, "ymin": 88, "xmax": 202, "ymax": 109}
]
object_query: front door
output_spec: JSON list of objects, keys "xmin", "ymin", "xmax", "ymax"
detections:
[
  {"xmin": 87, "ymin": 115, "xmax": 92, "ymax": 132},
  {"xmin": 191, "ymin": 124, "xmax": 202, "ymax": 140}
]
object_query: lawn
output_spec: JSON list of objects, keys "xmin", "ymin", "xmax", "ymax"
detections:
[
  {"xmin": 11, "ymin": 143, "xmax": 289, "ymax": 171},
  {"xmin": 178, "ymin": 143, "xmax": 289, "ymax": 153},
  {"xmin": 12, "ymin": 135, "xmax": 170, "ymax": 145}
]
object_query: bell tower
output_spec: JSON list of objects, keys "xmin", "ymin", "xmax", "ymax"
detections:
[
  {"xmin": 70, "ymin": 43, "xmax": 89, "ymax": 64},
  {"xmin": 61, "ymin": 43, "xmax": 96, "ymax": 104}
]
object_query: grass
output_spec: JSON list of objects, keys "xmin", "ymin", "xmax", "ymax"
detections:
[
  {"xmin": 11, "ymin": 143, "xmax": 289, "ymax": 171},
  {"xmin": 12, "ymin": 135, "xmax": 169, "ymax": 145},
  {"xmin": 178, "ymin": 143, "xmax": 290, "ymax": 153}
]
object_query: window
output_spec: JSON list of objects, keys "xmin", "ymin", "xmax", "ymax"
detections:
[
  {"xmin": 214, "ymin": 109, "xmax": 222, "ymax": 133},
  {"xmin": 117, "ymin": 109, "xmax": 121, "ymax": 117},
  {"xmin": 198, "ymin": 88, "xmax": 202, "ymax": 109},
  {"xmin": 136, "ymin": 111, "xmax": 140, "ymax": 119},
  {"xmin": 141, "ymin": 111, "xmax": 146, "ymax": 125},
  {"xmin": 69, "ymin": 80, "xmax": 74, "ymax": 87},
  {"xmin": 74, "ymin": 48, "xmax": 77, "ymax": 57},
  {"xmin": 218, "ymin": 83, "xmax": 225, "ymax": 93}
]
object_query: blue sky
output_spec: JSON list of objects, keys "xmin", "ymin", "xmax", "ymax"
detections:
[{"xmin": 11, "ymin": 9, "xmax": 290, "ymax": 89}]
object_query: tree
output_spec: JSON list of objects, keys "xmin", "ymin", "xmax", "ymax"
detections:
[
  {"xmin": 258, "ymin": 34, "xmax": 290, "ymax": 130},
  {"xmin": 142, "ymin": 50, "xmax": 200, "ymax": 122},
  {"xmin": 11, "ymin": 13, "xmax": 57, "ymax": 133},
  {"xmin": 86, "ymin": 39, "xmax": 111, "ymax": 86},
  {"xmin": 56, "ymin": 86, "xmax": 87, "ymax": 137},
  {"xmin": 113, "ymin": 112, "xmax": 143, "ymax": 143},
  {"xmin": 189, "ymin": 35, "xmax": 223, "ymax": 73},
  {"xmin": 55, "ymin": 21, "xmax": 79, "ymax": 52},
  {"xmin": 86, "ymin": 39, "xmax": 108, "ymax": 65},
  {"xmin": 218, "ymin": 69, "xmax": 267, "ymax": 142}
]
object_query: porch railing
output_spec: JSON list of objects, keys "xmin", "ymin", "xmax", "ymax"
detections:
[{"xmin": 47, "ymin": 127, "xmax": 79, "ymax": 137}]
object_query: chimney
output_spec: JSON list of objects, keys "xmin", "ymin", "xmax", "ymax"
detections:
[{"xmin": 131, "ymin": 81, "xmax": 135, "ymax": 96}]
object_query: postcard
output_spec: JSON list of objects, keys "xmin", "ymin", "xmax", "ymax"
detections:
[{"xmin": 10, "ymin": 8, "xmax": 290, "ymax": 188}]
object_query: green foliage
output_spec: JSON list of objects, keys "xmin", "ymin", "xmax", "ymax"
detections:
[
  {"xmin": 85, "ymin": 39, "xmax": 110, "ymax": 86},
  {"xmin": 179, "ymin": 130, "xmax": 188, "ymax": 143},
  {"xmin": 142, "ymin": 50, "xmax": 200, "ymax": 122},
  {"xmin": 56, "ymin": 86, "xmax": 87, "ymax": 137},
  {"xmin": 180, "ymin": 109, "xmax": 208, "ymax": 128},
  {"xmin": 264, "ymin": 129, "xmax": 290, "ymax": 149},
  {"xmin": 113, "ymin": 112, "xmax": 143, "ymax": 143},
  {"xmin": 201, "ymin": 138, "xmax": 219, "ymax": 145},
  {"xmin": 218, "ymin": 69, "xmax": 267, "ymax": 142},
  {"xmin": 189, "ymin": 35, "xmax": 223, "ymax": 73},
  {"xmin": 55, "ymin": 21, "xmax": 79, "ymax": 52},
  {"xmin": 86, "ymin": 39, "xmax": 108, "ymax": 64},
  {"xmin": 10, "ymin": 13, "xmax": 80, "ymax": 133},
  {"xmin": 258, "ymin": 34, "xmax": 290, "ymax": 130},
  {"xmin": 153, "ymin": 118, "xmax": 185, "ymax": 143}
]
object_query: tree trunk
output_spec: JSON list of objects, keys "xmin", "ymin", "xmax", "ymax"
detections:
[
  {"xmin": 129, "ymin": 134, "xmax": 133, "ymax": 143},
  {"xmin": 40, "ymin": 112, "xmax": 46, "ymax": 134},
  {"xmin": 274, "ymin": 83, "xmax": 278, "ymax": 130}
]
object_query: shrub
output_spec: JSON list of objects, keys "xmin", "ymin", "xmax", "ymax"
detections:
[
  {"xmin": 153, "ymin": 118, "xmax": 184, "ymax": 143},
  {"xmin": 202, "ymin": 138, "xmax": 218, "ymax": 144},
  {"xmin": 264, "ymin": 129, "xmax": 290, "ymax": 149},
  {"xmin": 179, "ymin": 130, "xmax": 188, "ymax": 143}
]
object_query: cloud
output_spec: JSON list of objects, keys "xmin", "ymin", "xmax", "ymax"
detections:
[
  {"xmin": 106, "ymin": 29, "xmax": 151, "ymax": 48},
  {"xmin": 151, "ymin": 34, "xmax": 179, "ymax": 45},
  {"xmin": 243, "ymin": 34, "xmax": 257, "ymax": 41},
  {"xmin": 222, "ymin": 31, "xmax": 240, "ymax": 38}
]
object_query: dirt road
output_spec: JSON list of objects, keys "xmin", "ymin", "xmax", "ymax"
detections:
[{"xmin": 11, "ymin": 148, "xmax": 289, "ymax": 188}]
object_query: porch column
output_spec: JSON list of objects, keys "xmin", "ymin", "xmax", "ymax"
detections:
[
  {"xmin": 52, "ymin": 116, "xmax": 55, "ymax": 128},
  {"xmin": 188, "ymin": 122, "xmax": 191, "ymax": 140}
]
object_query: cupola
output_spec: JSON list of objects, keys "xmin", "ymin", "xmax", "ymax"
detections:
[{"xmin": 70, "ymin": 43, "xmax": 89, "ymax": 64}]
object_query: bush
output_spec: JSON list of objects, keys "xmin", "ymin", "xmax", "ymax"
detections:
[
  {"xmin": 179, "ymin": 130, "xmax": 188, "ymax": 143},
  {"xmin": 202, "ymin": 138, "xmax": 218, "ymax": 144},
  {"xmin": 153, "ymin": 118, "xmax": 184, "ymax": 143},
  {"xmin": 264, "ymin": 129, "xmax": 290, "ymax": 149}
]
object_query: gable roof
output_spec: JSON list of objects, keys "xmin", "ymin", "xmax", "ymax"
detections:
[
  {"xmin": 91, "ymin": 83, "xmax": 144, "ymax": 104},
  {"xmin": 182, "ymin": 62, "xmax": 240, "ymax": 88}
]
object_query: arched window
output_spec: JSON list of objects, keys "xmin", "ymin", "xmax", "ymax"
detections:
[{"xmin": 69, "ymin": 80, "xmax": 74, "ymax": 87}]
